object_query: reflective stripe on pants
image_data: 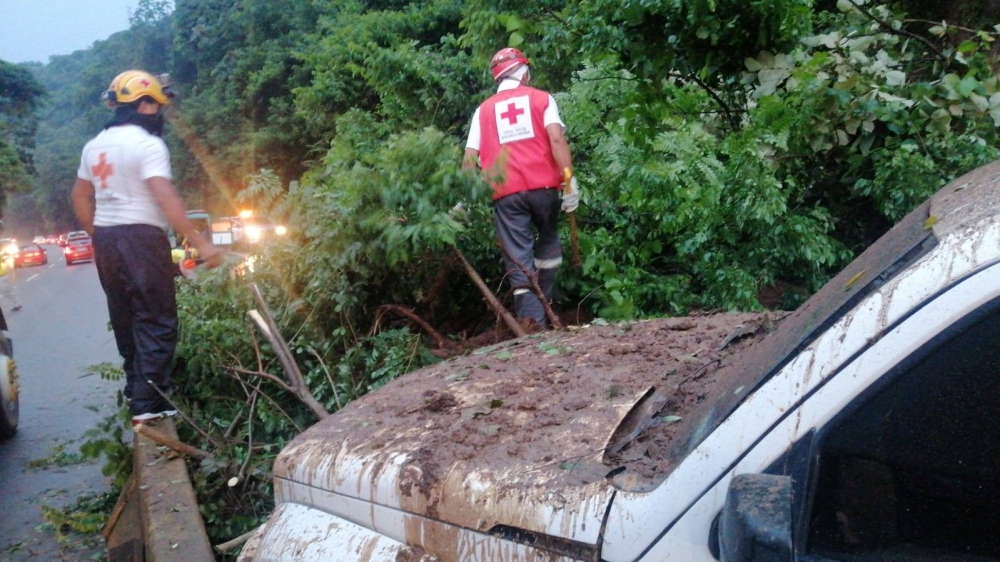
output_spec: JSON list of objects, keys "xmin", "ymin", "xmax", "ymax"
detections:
[{"xmin": 493, "ymin": 188, "xmax": 562, "ymax": 323}]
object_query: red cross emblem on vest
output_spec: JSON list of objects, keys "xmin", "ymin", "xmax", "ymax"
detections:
[
  {"xmin": 92, "ymin": 152, "xmax": 114, "ymax": 189},
  {"xmin": 500, "ymin": 102, "xmax": 525, "ymax": 125}
]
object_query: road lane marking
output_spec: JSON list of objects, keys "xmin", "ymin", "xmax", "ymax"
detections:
[{"xmin": 27, "ymin": 274, "xmax": 39, "ymax": 282}]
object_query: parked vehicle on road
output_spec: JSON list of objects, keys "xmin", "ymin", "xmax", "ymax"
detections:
[
  {"xmin": 14, "ymin": 244, "xmax": 47, "ymax": 268},
  {"xmin": 0, "ymin": 221, "xmax": 18, "ymax": 439},
  {"xmin": 45, "ymin": 235, "xmax": 58, "ymax": 245},
  {"xmin": 169, "ymin": 210, "xmax": 219, "ymax": 271},
  {"xmin": 64, "ymin": 237, "xmax": 94, "ymax": 265},
  {"xmin": 0, "ymin": 308, "xmax": 15, "ymax": 440},
  {"xmin": 242, "ymin": 160, "xmax": 1000, "ymax": 562},
  {"xmin": 57, "ymin": 234, "xmax": 68, "ymax": 247},
  {"xmin": 0, "ymin": 238, "xmax": 17, "ymax": 257},
  {"xmin": 32, "ymin": 236, "xmax": 45, "ymax": 245},
  {"xmin": 233, "ymin": 214, "xmax": 288, "ymax": 246}
]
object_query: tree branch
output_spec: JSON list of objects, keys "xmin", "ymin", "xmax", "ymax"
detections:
[
  {"xmin": 496, "ymin": 240, "xmax": 565, "ymax": 329},
  {"xmin": 226, "ymin": 365, "xmax": 296, "ymax": 394},
  {"xmin": 146, "ymin": 381, "xmax": 224, "ymax": 450},
  {"xmin": 452, "ymin": 246, "xmax": 527, "ymax": 337},
  {"xmin": 133, "ymin": 423, "xmax": 214, "ymax": 460},
  {"xmin": 224, "ymin": 371, "xmax": 305, "ymax": 433},
  {"xmin": 847, "ymin": 0, "xmax": 948, "ymax": 61},
  {"xmin": 375, "ymin": 304, "xmax": 455, "ymax": 348},
  {"xmin": 667, "ymin": 72, "xmax": 738, "ymax": 130},
  {"xmin": 248, "ymin": 282, "xmax": 330, "ymax": 420}
]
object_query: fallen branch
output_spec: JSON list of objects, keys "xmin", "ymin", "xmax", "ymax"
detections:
[
  {"xmin": 452, "ymin": 247, "xmax": 526, "ymax": 337},
  {"xmin": 102, "ymin": 474, "xmax": 136, "ymax": 540},
  {"xmin": 496, "ymin": 240, "xmax": 565, "ymax": 329},
  {"xmin": 376, "ymin": 304, "xmax": 454, "ymax": 348},
  {"xmin": 147, "ymin": 381, "xmax": 225, "ymax": 450},
  {"xmin": 224, "ymin": 370, "xmax": 305, "ymax": 432},
  {"xmin": 134, "ymin": 423, "xmax": 214, "ymax": 460},
  {"xmin": 215, "ymin": 527, "xmax": 260, "ymax": 553},
  {"xmin": 846, "ymin": 0, "xmax": 948, "ymax": 61},
  {"xmin": 306, "ymin": 346, "xmax": 342, "ymax": 411},
  {"xmin": 248, "ymin": 283, "xmax": 330, "ymax": 420}
]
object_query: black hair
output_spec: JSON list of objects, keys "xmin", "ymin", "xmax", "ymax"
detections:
[{"xmin": 104, "ymin": 99, "xmax": 164, "ymax": 136}]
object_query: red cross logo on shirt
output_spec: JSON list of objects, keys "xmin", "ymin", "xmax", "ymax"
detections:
[
  {"xmin": 500, "ymin": 102, "xmax": 525, "ymax": 125},
  {"xmin": 92, "ymin": 152, "xmax": 114, "ymax": 189}
]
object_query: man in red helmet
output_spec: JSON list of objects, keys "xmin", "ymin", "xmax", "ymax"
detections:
[{"xmin": 463, "ymin": 47, "xmax": 580, "ymax": 327}]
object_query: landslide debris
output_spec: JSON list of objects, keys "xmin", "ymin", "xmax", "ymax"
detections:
[{"xmin": 299, "ymin": 311, "xmax": 784, "ymax": 494}]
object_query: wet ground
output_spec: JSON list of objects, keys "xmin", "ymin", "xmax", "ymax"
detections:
[{"xmin": 0, "ymin": 248, "xmax": 121, "ymax": 561}]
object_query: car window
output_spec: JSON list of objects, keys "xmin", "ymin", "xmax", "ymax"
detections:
[
  {"xmin": 67, "ymin": 231, "xmax": 89, "ymax": 240},
  {"xmin": 806, "ymin": 306, "xmax": 1000, "ymax": 560}
]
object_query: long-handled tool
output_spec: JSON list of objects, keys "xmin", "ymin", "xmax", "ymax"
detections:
[{"xmin": 563, "ymin": 168, "xmax": 582, "ymax": 272}]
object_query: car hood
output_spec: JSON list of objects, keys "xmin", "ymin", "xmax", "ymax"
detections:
[
  {"xmin": 273, "ymin": 351, "xmax": 630, "ymax": 543},
  {"xmin": 274, "ymin": 315, "xmax": 776, "ymax": 545}
]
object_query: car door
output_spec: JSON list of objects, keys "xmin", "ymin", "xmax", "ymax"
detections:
[{"xmin": 632, "ymin": 259, "xmax": 1000, "ymax": 562}]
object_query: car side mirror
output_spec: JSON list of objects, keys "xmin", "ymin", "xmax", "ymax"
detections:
[{"xmin": 718, "ymin": 473, "xmax": 794, "ymax": 562}]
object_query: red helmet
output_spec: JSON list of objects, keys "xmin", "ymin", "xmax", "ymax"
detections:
[{"xmin": 490, "ymin": 47, "xmax": 530, "ymax": 82}]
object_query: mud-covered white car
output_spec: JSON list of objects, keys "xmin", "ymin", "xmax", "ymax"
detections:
[{"xmin": 242, "ymin": 161, "xmax": 1000, "ymax": 562}]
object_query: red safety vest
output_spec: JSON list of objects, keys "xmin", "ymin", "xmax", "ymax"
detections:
[{"xmin": 477, "ymin": 86, "xmax": 562, "ymax": 200}]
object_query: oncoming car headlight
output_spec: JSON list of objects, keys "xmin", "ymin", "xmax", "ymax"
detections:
[
  {"xmin": 246, "ymin": 225, "xmax": 262, "ymax": 243},
  {"xmin": 274, "ymin": 225, "xmax": 288, "ymax": 236}
]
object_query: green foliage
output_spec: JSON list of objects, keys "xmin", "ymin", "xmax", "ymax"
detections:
[
  {"xmin": 741, "ymin": 1, "xmax": 1000, "ymax": 227},
  {"xmin": 338, "ymin": 329, "xmax": 441, "ymax": 394},
  {"xmin": 83, "ymin": 361, "xmax": 125, "ymax": 381},
  {"xmin": 80, "ymin": 407, "xmax": 133, "ymax": 489},
  {"xmin": 27, "ymin": 442, "xmax": 86, "ymax": 469},
  {"xmin": 0, "ymin": 59, "xmax": 45, "ymax": 210},
  {"xmin": 40, "ymin": 501, "xmax": 109, "ymax": 537}
]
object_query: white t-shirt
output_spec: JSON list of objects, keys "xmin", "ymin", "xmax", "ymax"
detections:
[
  {"xmin": 77, "ymin": 124, "xmax": 172, "ymax": 229},
  {"xmin": 465, "ymin": 80, "xmax": 564, "ymax": 151}
]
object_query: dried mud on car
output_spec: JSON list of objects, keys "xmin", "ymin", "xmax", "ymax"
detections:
[{"xmin": 292, "ymin": 312, "xmax": 783, "ymax": 498}]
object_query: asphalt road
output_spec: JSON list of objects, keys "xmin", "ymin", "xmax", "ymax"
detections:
[{"xmin": 0, "ymin": 245, "xmax": 122, "ymax": 560}]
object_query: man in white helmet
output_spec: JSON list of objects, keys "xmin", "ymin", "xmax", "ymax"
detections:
[
  {"xmin": 463, "ymin": 47, "xmax": 580, "ymax": 327},
  {"xmin": 72, "ymin": 70, "xmax": 223, "ymax": 425}
]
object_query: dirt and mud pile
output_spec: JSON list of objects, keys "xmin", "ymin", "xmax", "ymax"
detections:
[{"xmin": 294, "ymin": 312, "xmax": 785, "ymax": 495}]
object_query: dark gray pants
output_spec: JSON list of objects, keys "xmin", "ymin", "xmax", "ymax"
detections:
[
  {"xmin": 493, "ymin": 188, "xmax": 562, "ymax": 324},
  {"xmin": 92, "ymin": 224, "xmax": 178, "ymax": 416}
]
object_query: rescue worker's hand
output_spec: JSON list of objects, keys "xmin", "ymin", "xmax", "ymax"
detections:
[
  {"xmin": 561, "ymin": 177, "xmax": 580, "ymax": 213},
  {"xmin": 197, "ymin": 242, "xmax": 225, "ymax": 269}
]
